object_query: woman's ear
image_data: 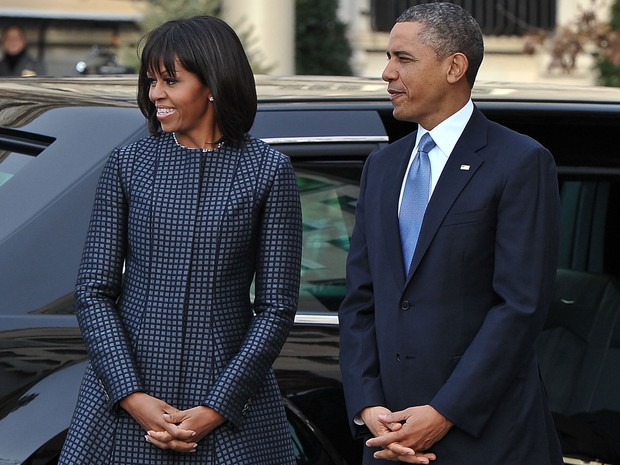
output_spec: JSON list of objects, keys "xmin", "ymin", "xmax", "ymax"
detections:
[{"xmin": 446, "ymin": 53, "xmax": 469, "ymax": 84}]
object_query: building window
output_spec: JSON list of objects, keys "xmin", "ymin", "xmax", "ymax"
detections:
[{"xmin": 371, "ymin": 0, "xmax": 556, "ymax": 36}]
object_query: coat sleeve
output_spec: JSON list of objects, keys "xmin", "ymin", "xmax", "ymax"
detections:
[
  {"xmin": 430, "ymin": 143, "xmax": 560, "ymax": 437},
  {"xmin": 202, "ymin": 152, "xmax": 302, "ymax": 428},
  {"xmin": 75, "ymin": 148, "xmax": 144, "ymax": 412},
  {"xmin": 338, "ymin": 153, "xmax": 386, "ymax": 434}
]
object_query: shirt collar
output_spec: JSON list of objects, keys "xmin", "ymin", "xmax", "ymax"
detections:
[{"xmin": 416, "ymin": 99, "xmax": 474, "ymax": 159}]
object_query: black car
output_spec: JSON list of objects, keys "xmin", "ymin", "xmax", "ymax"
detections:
[{"xmin": 1, "ymin": 75, "xmax": 620, "ymax": 465}]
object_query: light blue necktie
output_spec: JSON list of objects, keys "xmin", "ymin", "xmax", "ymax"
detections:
[{"xmin": 400, "ymin": 132, "xmax": 435, "ymax": 274}]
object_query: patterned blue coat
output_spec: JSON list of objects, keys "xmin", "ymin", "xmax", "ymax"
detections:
[{"xmin": 59, "ymin": 133, "xmax": 302, "ymax": 464}]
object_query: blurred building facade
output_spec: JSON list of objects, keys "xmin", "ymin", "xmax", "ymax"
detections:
[
  {"xmin": 340, "ymin": 0, "xmax": 605, "ymax": 85},
  {"xmin": 0, "ymin": 0, "xmax": 607, "ymax": 84},
  {"xmin": 222, "ymin": 0, "xmax": 604, "ymax": 84},
  {"xmin": 0, "ymin": 0, "xmax": 145, "ymax": 76}
]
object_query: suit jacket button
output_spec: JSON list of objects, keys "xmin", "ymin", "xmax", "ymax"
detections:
[{"xmin": 400, "ymin": 300, "xmax": 410, "ymax": 311}]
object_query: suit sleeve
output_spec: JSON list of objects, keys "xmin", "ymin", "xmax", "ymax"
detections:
[
  {"xmin": 75, "ymin": 148, "xmax": 144, "ymax": 412},
  {"xmin": 202, "ymin": 153, "xmax": 302, "ymax": 428},
  {"xmin": 430, "ymin": 143, "xmax": 560, "ymax": 437},
  {"xmin": 339, "ymin": 153, "xmax": 387, "ymax": 434}
]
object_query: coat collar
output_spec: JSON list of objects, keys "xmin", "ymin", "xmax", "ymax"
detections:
[{"xmin": 149, "ymin": 133, "xmax": 243, "ymax": 280}]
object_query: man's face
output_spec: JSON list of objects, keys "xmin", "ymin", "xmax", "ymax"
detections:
[
  {"xmin": 382, "ymin": 21, "xmax": 453, "ymax": 129},
  {"xmin": 2, "ymin": 27, "xmax": 27, "ymax": 56}
]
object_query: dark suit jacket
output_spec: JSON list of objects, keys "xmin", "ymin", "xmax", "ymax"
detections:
[{"xmin": 339, "ymin": 107, "xmax": 564, "ymax": 464}]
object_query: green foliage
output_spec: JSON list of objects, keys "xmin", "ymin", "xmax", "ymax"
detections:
[
  {"xmin": 141, "ymin": 0, "xmax": 221, "ymax": 32},
  {"xmin": 597, "ymin": 56, "xmax": 620, "ymax": 86},
  {"xmin": 133, "ymin": 0, "xmax": 271, "ymax": 74},
  {"xmin": 115, "ymin": 0, "xmax": 220, "ymax": 69},
  {"xmin": 536, "ymin": 0, "xmax": 620, "ymax": 87},
  {"xmin": 597, "ymin": 0, "xmax": 620, "ymax": 86},
  {"xmin": 295, "ymin": 0, "xmax": 353, "ymax": 75},
  {"xmin": 611, "ymin": 0, "xmax": 620, "ymax": 31}
]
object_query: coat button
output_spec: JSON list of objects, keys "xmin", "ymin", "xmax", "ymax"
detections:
[{"xmin": 400, "ymin": 300, "xmax": 410, "ymax": 311}]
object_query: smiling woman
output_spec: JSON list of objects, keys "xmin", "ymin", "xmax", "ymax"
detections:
[
  {"xmin": 136, "ymin": 16, "xmax": 256, "ymax": 148},
  {"xmin": 57, "ymin": 16, "xmax": 302, "ymax": 465}
]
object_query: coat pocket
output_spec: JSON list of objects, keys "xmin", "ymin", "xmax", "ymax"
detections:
[{"xmin": 442, "ymin": 208, "xmax": 489, "ymax": 227}]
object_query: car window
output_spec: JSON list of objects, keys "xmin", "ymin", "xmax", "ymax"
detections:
[
  {"xmin": 0, "ymin": 127, "xmax": 54, "ymax": 188},
  {"xmin": 295, "ymin": 162, "xmax": 363, "ymax": 313},
  {"xmin": 0, "ymin": 151, "xmax": 31, "ymax": 187},
  {"xmin": 558, "ymin": 176, "xmax": 620, "ymax": 275},
  {"xmin": 537, "ymin": 172, "xmax": 620, "ymax": 462}
]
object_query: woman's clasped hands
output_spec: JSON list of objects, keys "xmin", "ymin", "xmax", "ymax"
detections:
[{"xmin": 120, "ymin": 392, "xmax": 225, "ymax": 453}]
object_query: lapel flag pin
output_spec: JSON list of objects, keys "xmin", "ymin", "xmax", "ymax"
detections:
[{"xmin": 460, "ymin": 164, "xmax": 471, "ymax": 171}]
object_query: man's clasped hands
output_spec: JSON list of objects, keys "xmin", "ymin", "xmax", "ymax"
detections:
[{"xmin": 360, "ymin": 404, "xmax": 453, "ymax": 463}]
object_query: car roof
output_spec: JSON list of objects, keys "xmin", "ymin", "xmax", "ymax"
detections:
[
  {"xmin": 3, "ymin": 75, "xmax": 620, "ymax": 137},
  {"xmin": 2, "ymin": 75, "xmax": 620, "ymax": 112}
]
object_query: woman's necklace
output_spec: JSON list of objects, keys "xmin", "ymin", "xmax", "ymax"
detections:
[{"xmin": 172, "ymin": 132, "xmax": 224, "ymax": 152}]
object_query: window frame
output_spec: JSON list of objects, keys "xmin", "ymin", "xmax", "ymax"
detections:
[{"xmin": 268, "ymin": 137, "xmax": 383, "ymax": 323}]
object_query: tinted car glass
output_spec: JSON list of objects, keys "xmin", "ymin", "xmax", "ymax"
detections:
[
  {"xmin": 0, "ymin": 128, "xmax": 54, "ymax": 187},
  {"xmin": 536, "ymin": 173, "xmax": 620, "ymax": 463},
  {"xmin": 296, "ymin": 163, "xmax": 363, "ymax": 313},
  {"xmin": 0, "ymin": 107, "xmax": 147, "ymax": 314},
  {"xmin": 0, "ymin": 151, "xmax": 30, "ymax": 187}
]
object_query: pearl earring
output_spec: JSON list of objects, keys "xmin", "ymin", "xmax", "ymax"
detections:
[{"xmin": 209, "ymin": 96, "xmax": 214, "ymax": 102}]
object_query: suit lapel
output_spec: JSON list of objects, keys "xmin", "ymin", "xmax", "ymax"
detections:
[
  {"xmin": 406, "ymin": 108, "xmax": 488, "ymax": 282},
  {"xmin": 381, "ymin": 133, "xmax": 417, "ymax": 287}
]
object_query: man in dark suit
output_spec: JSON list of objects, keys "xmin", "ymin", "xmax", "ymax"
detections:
[{"xmin": 338, "ymin": 3, "xmax": 564, "ymax": 464}]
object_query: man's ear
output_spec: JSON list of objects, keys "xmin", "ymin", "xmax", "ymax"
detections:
[{"xmin": 446, "ymin": 53, "xmax": 469, "ymax": 84}]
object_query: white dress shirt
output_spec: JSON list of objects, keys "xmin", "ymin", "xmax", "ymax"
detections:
[{"xmin": 398, "ymin": 100, "xmax": 474, "ymax": 213}]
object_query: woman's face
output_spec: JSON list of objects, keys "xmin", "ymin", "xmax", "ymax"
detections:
[{"xmin": 147, "ymin": 59, "xmax": 215, "ymax": 142}]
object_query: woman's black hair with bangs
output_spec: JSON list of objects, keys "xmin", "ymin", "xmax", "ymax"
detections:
[{"xmin": 136, "ymin": 15, "xmax": 257, "ymax": 146}]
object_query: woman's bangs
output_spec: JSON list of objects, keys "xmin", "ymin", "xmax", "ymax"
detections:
[{"xmin": 144, "ymin": 37, "xmax": 178, "ymax": 77}]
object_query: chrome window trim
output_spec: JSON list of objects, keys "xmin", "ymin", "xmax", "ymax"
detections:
[
  {"xmin": 262, "ymin": 135, "xmax": 388, "ymax": 145},
  {"xmin": 558, "ymin": 166, "xmax": 620, "ymax": 176},
  {"xmin": 294, "ymin": 313, "xmax": 339, "ymax": 326},
  {"xmin": 563, "ymin": 458, "xmax": 611, "ymax": 465}
]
